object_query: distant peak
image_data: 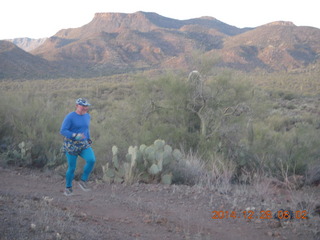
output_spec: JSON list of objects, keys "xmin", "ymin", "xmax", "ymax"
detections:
[
  {"xmin": 94, "ymin": 12, "xmax": 126, "ymax": 18},
  {"xmin": 93, "ymin": 11, "xmax": 156, "ymax": 18},
  {"xmin": 264, "ymin": 21, "xmax": 296, "ymax": 27},
  {"xmin": 199, "ymin": 16, "xmax": 218, "ymax": 21}
]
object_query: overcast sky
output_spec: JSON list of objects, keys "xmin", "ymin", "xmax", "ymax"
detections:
[{"xmin": 0, "ymin": 0, "xmax": 319, "ymax": 39}]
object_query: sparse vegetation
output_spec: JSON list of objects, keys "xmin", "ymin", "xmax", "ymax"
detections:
[{"xmin": 0, "ymin": 70, "xmax": 319, "ymax": 185}]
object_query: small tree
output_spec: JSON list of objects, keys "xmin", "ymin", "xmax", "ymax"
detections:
[{"xmin": 186, "ymin": 70, "xmax": 252, "ymax": 140}]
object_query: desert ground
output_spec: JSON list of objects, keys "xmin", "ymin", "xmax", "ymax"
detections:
[{"xmin": 0, "ymin": 166, "xmax": 319, "ymax": 240}]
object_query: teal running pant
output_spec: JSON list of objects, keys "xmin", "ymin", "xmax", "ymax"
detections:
[{"xmin": 65, "ymin": 147, "xmax": 96, "ymax": 188}]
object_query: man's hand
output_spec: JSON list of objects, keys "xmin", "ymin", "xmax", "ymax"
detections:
[{"xmin": 73, "ymin": 133, "xmax": 85, "ymax": 140}]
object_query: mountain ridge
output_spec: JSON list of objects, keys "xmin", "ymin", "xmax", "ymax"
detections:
[
  {"xmin": 214, "ymin": 23, "xmax": 320, "ymax": 71},
  {"xmin": 1, "ymin": 11, "xmax": 320, "ymax": 79}
]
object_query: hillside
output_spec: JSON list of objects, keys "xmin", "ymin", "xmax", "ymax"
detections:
[
  {"xmin": 211, "ymin": 21, "xmax": 320, "ymax": 71},
  {"xmin": 0, "ymin": 40, "xmax": 57, "ymax": 79},
  {"xmin": 1, "ymin": 11, "xmax": 320, "ymax": 79}
]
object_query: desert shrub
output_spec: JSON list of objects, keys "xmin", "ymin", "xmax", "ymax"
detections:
[
  {"xmin": 247, "ymin": 117, "xmax": 318, "ymax": 180},
  {"xmin": 205, "ymin": 154, "xmax": 236, "ymax": 193},
  {"xmin": 267, "ymin": 115, "xmax": 296, "ymax": 132},
  {"xmin": 0, "ymin": 72, "xmax": 319, "ymax": 186},
  {"xmin": 0, "ymin": 91, "xmax": 66, "ymax": 167},
  {"xmin": 171, "ymin": 150, "xmax": 235, "ymax": 191},
  {"xmin": 306, "ymin": 164, "xmax": 320, "ymax": 185},
  {"xmin": 170, "ymin": 151, "xmax": 206, "ymax": 186}
]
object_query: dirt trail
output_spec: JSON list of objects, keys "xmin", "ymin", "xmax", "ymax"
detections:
[{"xmin": 0, "ymin": 167, "xmax": 318, "ymax": 240}]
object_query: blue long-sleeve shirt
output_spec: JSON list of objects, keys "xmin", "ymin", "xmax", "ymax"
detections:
[{"xmin": 60, "ymin": 112, "xmax": 91, "ymax": 140}]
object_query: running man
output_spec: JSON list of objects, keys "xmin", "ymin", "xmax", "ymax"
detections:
[{"xmin": 60, "ymin": 98, "xmax": 96, "ymax": 196}]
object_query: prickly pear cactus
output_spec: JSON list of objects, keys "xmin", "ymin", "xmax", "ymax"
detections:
[
  {"xmin": 112, "ymin": 146, "xmax": 119, "ymax": 169},
  {"xmin": 142, "ymin": 139, "xmax": 183, "ymax": 183},
  {"xmin": 103, "ymin": 140, "xmax": 184, "ymax": 185},
  {"xmin": 102, "ymin": 163, "xmax": 114, "ymax": 183},
  {"xmin": 102, "ymin": 145, "xmax": 124, "ymax": 183},
  {"xmin": 154, "ymin": 139, "xmax": 165, "ymax": 150},
  {"xmin": 144, "ymin": 145, "xmax": 156, "ymax": 164},
  {"xmin": 161, "ymin": 173, "xmax": 173, "ymax": 185}
]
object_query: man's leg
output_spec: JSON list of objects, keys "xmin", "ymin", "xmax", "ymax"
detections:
[
  {"xmin": 65, "ymin": 153, "xmax": 78, "ymax": 188},
  {"xmin": 79, "ymin": 147, "xmax": 96, "ymax": 182}
]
